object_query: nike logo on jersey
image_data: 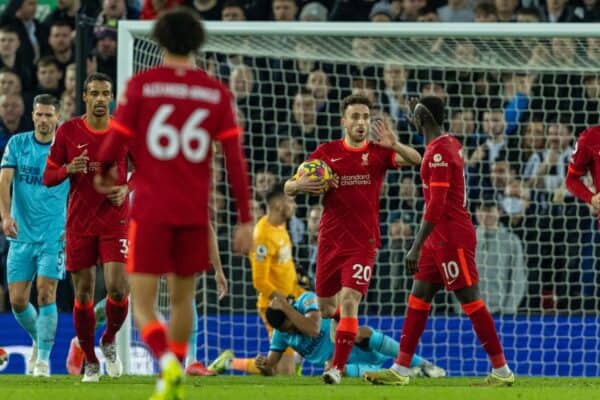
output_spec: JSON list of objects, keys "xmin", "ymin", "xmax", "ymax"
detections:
[
  {"xmin": 77, "ymin": 143, "xmax": 88, "ymax": 149},
  {"xmin": 331, "ymin": 157, "xmax": 343, "ymax": 162},
  {"xmin": 447, "ymin": 278, "xmax": 457, "ymax": 286}
]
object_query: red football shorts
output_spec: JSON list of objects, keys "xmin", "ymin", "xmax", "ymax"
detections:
[
  {"xmin": 127, "ymin": 219, "xmax": 209, "ymax": 276},
  {"xmin": 66, "ymin": 231, "xmax": 128, "ymax": 272},
  {"xmin": 414, "ymin": 241, "xmax": 479, "ymax": 291},
  {"xmin": 315, "ymin": 242, "xmax": 377, "ymax": 298}
]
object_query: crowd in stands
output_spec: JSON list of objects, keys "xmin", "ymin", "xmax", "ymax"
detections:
[{"xmin": 0, "ymin": 0, "xmax": 599, "ymax": 315}]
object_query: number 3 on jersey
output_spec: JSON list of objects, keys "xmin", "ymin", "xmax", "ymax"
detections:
[{"xmin": 147, "ymin": 104, "xmax": 210, "ymax": 162}]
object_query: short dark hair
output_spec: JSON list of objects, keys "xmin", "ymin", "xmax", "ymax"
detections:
[
  {"xmin": 33, "ymin": 94, "xmax": 60, "ymax": 111},
  {"xmin": 0, "ymin": 24, "xmax": 19, "ymax": 35},
  {"xmin": 83, "ymin": 72, "xmax": 113, "ymax": 93},
  {"xmin": 50, "ymin": 19, "xmax": 73, "ymax": 31},
  {"xmin": 265, "ymin": 307, "xmax": 286, "ymax": 329},
  {"xmin": 517, "ymin": 7, "xmax": 541, "ymax": 20},
  {"xmin": 223, "ymin": 0, "xmax": 245, "ymax": 10},
  {"xmin": 265, "ymin": 183, "xmax": 285, "ymax": 205},
  {"xmin": 419, "ymin": 95, "xmax": 445, "ymax": 126},
  {"xmin": 474, "ymin": 2, "xmax": 496, "ymax": 16},
  {"xmin": 37, "ymin": 56, "xmax": 61, "ymax": 70},
  {"xmin": 152, "ymin": 7, "xmax": 205, "ymax": 56},
  {"xmin": 341, "ymin": 93, "xmax": 372, "ymax": 115}
]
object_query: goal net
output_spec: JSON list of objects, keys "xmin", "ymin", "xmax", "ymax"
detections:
[{"xmin": 117, "ymin": 21, "xmax": 600, "ymax": 376}]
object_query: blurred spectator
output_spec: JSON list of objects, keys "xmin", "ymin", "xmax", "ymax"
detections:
[
  {"xmin": 298, "ymin": 203, "xmax": 322, "ymax": 278},
  {"xmin": 516, "ymin": 6, "xmax": 542, "ymax": 22},
  {"xmin": 588, "ymin": 37, "xmax": 600, "ymax": 64},
  {"xmin": 221, "ymin": 0, "xmax": 247, "ymax": 20},
  {"xmin": 474, "ymin": 1, "xmax": 498, "ymax": 22},
  {"xmin": 380, "ymin": 63, "xmax": 409, "ymax": 124},
  {"xmin": 545, "ymin": 0, "xmax": 583, "ymax": 22},
  {"xmin": 34, "ymin": 56, "xmax": 63, "ymax": 98},
  {"xmin": 43, "ymin": 0, "xmax": 83, "ymax": 30},
  {"xmin": 254, "ymin": 170, "xmax": 277, "ymax": 202},
  {"xmin": 502, "ymin": 72, "xmax": 535, "ymax": 135},
  {"xmin": 306, "ymin": 69, "xmax": 339, "ymax": 129},
  {"xmin": 64, "ymin": 63, "xmax": 76, "ymax": 95},
  {"xmin": 93, "ymin": 27, "xmax": 117, "ymax": 87},
  {"xmin": 96, "ymin": 0, "xmax": 139, "ymax": 28},
  {"xmin": 461, "ymin": 199, "xmax": 526, "ymax": 315},
  {"xmin": 351, "ymin": 77, "xmax": 378, "ymax": 108},
  {"xmin": 0, "ymin": 21, "xmax": 34, "ymax": 93},
  {"xmin": 0, "ymin": 0, "xmax": 49, "ymax": 64},
  {"xmin": 417, "ymin": 9, "xmax": 440, "ymax": 21},
  {"xmin": 495, "ymin": 0, "xmax": 518, "ymax": 22},
  {"xmin": 272, "ymin": 0, "xmax": 298, "ymax": 21},
  {"xmin": 436, "ymin": 0, "xmax": 474, "ymax": 22},
  {"xmin": 449, "ymin": 108, "xmax": 483, "ymax": 156},
  {"xmin": 517, "ymin": 120, "xmax": 545, "ymax": 175},
  {"xmin": 551, "ymin": 37, "xmax": 579, "ymax": 68},
  {"xmin": 253, "ymin": 198, "xmax": 266, "ymax": 221},
  {"xmin": 398, "ymin": 0, "xmax": 427, "ymax": 21},
  {"xmin": 0, "ymin": 69, "xmax": 22, "ymax": 96},
  {"xmin": 572, "ymin": 74, "xmax": 599, "ymax": 130},
  {"xmin": 369, "ymin": 1, "xmax": 393, "ymax": 22},
  {"xmin": 299, "ymin": 1, "xmax": 328, "ymax": 21},
  {"xmin": 140, "ymin": 0, "xmax": 184, "ymax": 20},
  {"xmin": 488, "ymin": 159, "xmax": 515, "ymax": 204},
  {"xmin": 500, "ymin": 178, "xmax": 531, "ymax": 230},
  {"xmin": 273, "ymin": 137, "xmax": 302, "ymax": 177},
  {"xmin": 186, "ymin": 0, "xmax": 224, "ymax": 20},
  {"xmin": 60, "ymin": 91, "xmax": 76, "ymax": 123},
  {"xmin": 0, "ymin": 93, "xmax": 31, "ymax": 152},
  {"xmin": 46, "ymin": 20, "xmax": 75, "ymax": 74},
  {"xmin": 575, "ymin": 0, "xmax": 600, "ymax": 22}
]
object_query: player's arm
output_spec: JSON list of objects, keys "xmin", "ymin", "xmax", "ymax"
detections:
[
  {"xmin": 284, "ymin": 173, "xmax": 327, "ymax": 196},
  {"xmin": 209, "ymin": 221, "xmax": 228, "ymax": 300},
  {"xmin": 250, "ymin": 240, "xmax": 284, "ymax": 300},
  {"xmin": 0, "ymin": 167, "xmax": 16, "ymax": 238},
  {"xmin": 371, "ymin": 119, "xmax": 422, "ymax": 166},
  {"xmin": 270, "ymin": 295, "xmax": 320, "ymax": 338},
  {"xmin": 405, "ymin": 149, "xmax": 451, "ymax": 273},
  {"xmin": 255, "ymin": 351, "xmax": 283, "ymax": 376},
  {"xmin": 43, "ymin": 127, "xmax": 89, "ymax": 187},
  {"xmin": 566, "ymin": 131, "xmax": 598, "ymax": 208}
]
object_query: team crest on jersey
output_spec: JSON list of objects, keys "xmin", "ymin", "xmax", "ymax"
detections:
[
  {"xmin": 362, "ymin": 152, "xmax": 369, "ymax": 166},
  {"xmin": 429, "ymin": 153, "xmax": 448, "ymax": 168},
  {"xmin": 255, "ymin": 244, "xmax": 268, "ymax": 261}
]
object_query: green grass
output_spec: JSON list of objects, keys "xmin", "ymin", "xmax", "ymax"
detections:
[{"xmin": 0, "ymin": 375, "xmax": 599, "ymax": 400}]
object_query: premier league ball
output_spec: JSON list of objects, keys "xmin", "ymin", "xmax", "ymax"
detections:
[{"xmin": 294, "ymin": 159, "xmax": 334, "ymax": 194}]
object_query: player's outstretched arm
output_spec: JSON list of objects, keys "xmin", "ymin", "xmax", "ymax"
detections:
[
  {"xmin": 0, "ymin": 168, "xmax": 17, "ymax": 238},
  {"xmin": 255, "ymin": 351, "xmax": 283, "ymax": 376},
  {"xmin": 566, "ymin": 168, "xmax": 598, "ymax": 208},
  {"xmin": 371, "ymin": 119, "xmax": 422, "ymax": 166},
  {"xmin": 208, "ymin": 222, "xmax": 228, "ymax": 301}
]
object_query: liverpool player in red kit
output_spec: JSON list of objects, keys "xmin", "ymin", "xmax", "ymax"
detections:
[
  {"xmin": 284, "ymin": 94, "xmax": 421, "ymax": 384},
  {"xmin": 566, "ymin": 125, "xmax": 600, "ymax": 220},
  {"xmin": 96, "ymin": 8, "xmax": 253, "ymax": 400},
  {"xmin": 364, "ymin": 96, "xmax": 514, "ymax": 386},
  {"xmin": 43, "ymin": 73, "xmax": 129, "ymax": 382}
]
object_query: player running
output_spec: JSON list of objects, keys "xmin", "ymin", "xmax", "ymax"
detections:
[
  {"xmin": 566, "ymin": 125, "xmax": 600, "ymax": 218},
  {"xmin": 0, "ymin": 94, "xmax": 69, "ymax": 377},
  {"xmin": 364, "ymin": 96, "xmax": 514, "ymax": 386},
  {"xmin": 250, "ymin": 291, "xmax": 445, "ymax": 378},
  {"xmin": 284, "ymin": 94, "xmax": 421, "ymax": 384},
  {"xmin": 95, "ymin": 8, "xmax": 253, "ymax": 399},
  {"xmin": 43, "ymin": 73, "xmax": 130, "ymax": 382}
]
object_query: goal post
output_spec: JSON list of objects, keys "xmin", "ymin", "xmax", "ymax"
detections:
[{"xmin": 116, "ymin": 21, "xmax": 600, "ymax": 376}]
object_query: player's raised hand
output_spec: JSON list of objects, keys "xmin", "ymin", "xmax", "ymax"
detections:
[
  {"xmin": 405, "ymin": 245, "xmax": 421, "ymax": 274},
  {"xmin": 215, "ymin": 269, "xmax": 228, "ymax": 300},
  {"xmin": 295, "ymin": 173, "xmax": 326, "ymax": 194},
  {"xmin": 2, "ymin": 216, "xmax": 17, "ymax": 238},
  {"xmin": 106, "ymin": 185, "xmax": 129, "ymax": 207},
  {"xmin": 232, "ymin": 222, "xmax": 253, "ymax": 254},
  {"xmin": 66, "ymin": 149, "xmax": 89, "ymax": 174},
  {"xmin": 371, "ymin": 119, "xmax": 399, "ymax": 149},
  {"xmin": 269, "ymin": 295, "xmax": 288, "ymax": 311},
  {"xmin": 255, "ymin": 355, "xmax": 273, "ymax": 376}
]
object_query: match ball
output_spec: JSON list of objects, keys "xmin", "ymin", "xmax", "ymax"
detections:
[{"xmin": 294, "ymin": 159, "xmax": 334, "ymax": 194}]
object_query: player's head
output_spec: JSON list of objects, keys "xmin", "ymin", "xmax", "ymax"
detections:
[
  {"xmin": 266, "ymin": 183, "xmax": 296, "ymax": 221},
  {"xmin": 265, "ymin": 307, "xmax": 295, "ymax": 333},
  {"xmin": 32, "ymin": 94, "xmax": 60, "ymax": 137},
  {"xmin": 152, "ymin": 7, "xmax": 205, "ymax": 57},
  {"xmin": 413, "ymin": 95, "xmax": 445, "ymax": 132},
  {"xmin": 82, "ymin": 72, "xmax": 113, "ymax": 118},
  {"xmin": 341, "ymin": 93, "xmax": 372, "ymax": 144}
]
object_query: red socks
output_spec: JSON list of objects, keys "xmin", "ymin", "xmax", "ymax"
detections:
[
  {"xmin": 462, "ymin": 299, "xmax": 506, "ymax": 368},
  {"xmin": 331, "ymin": 317, "xmax": 358, "ymax": 371},
  {"xmin": 101, "ymin": 296, "xmax": 129, "ymax": 344},
  {"xmin": 396, "ymin": 294, "xmax": 431, "ymax": 367},
  {"xmin": 73, "ymin": 300, "xmax": 99, "ymax": 364},
  {"xmin": 169, "ymin": 341, "xmax": 188, "ymax": 364},
  {"xmin": 141, "ymin": 320, "xmax": 169, "ymax": 360}
]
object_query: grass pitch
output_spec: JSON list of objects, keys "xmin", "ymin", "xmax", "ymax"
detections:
[{"xmin": 0, "ymin": 375, "xmax": 599, "ymax": 400}]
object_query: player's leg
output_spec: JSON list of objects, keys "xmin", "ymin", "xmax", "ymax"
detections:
[
  {"xmin": 186, "ymin": 293, "xmax": 198, "ymax": 367},
  {"xmin": 7, "ymin": 243, "xmax": 37, "ymax": 375},
  {"xmin": 454, "ymin": 283, "xmax": 514, "ymax": 385}
]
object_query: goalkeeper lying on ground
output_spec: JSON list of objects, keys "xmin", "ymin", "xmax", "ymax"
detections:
[{"xmin": 211, "ymin": 291, "xmax": 445, "ymax": 378}]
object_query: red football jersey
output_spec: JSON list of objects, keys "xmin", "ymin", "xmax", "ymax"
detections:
[
  {"xmin": 108, "ymin": 66, "xmax": 245, "ymax": 225},
  {"xmin": 567, "ymin": 126, "xmax": 600, "ymax": 208},
  {"xmin": 421, "ymin": 134, "xmax": 475, "ymax": 248},
  {"xmin": 46, "ymin": 117, "xmax": 129, "ymax": 235},
  {"xmin": 309, "ymin": 140, "xmax": 398, "ymax": 249}
]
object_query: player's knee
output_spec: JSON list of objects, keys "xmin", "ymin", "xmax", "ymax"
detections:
[
  {"xmin": 74, "ymin": 290, "xmax": 93, "ymax": 305},
  {"xmin": 339, "ymin": 295, "xmax": 360, "ymax": 315},
  {"xmin": 319, "ymin": 303, "xmax": 337, "ymax": 318},
  {"xmin": 107, "ymin": 288, "xmax": 126, "ymax": 302},
  {"xmin": 37, "ymin": 288, "xmax": 56, "ymax": 306},
  {"xmin": 9, "ymin": 292, "xmax": 28, "ymax": 311}
]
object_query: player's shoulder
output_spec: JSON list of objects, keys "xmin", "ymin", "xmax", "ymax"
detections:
[
  {"xmin": 7, "ymin": 131, "xmax": 33, "ymax": 147},
  {"xmin": 57, "ymin": 116, "xmax": 83, "ymax": 133},
  {"xmin": 314, "ymin": 140, "xmax": 340, "ymax": 155},
  {"xmin": 253, "ymin": 216, "xmax": 272, "ymax": 239},
  {"xmin": 295, "ymin": 291, "xmax": 318, "ymax": 310},
  {"xmin": 578, "ymin": 126, "xmax": 600, "ymax": 145}
]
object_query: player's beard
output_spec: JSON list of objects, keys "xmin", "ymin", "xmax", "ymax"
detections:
[{"xmin": 93, "ymin": 105, "xmax": 108, "ymax": 117}]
